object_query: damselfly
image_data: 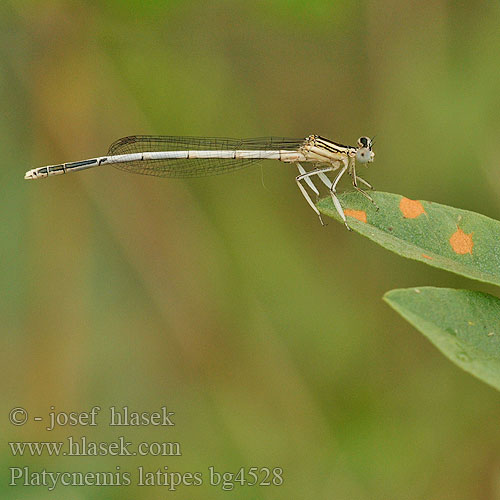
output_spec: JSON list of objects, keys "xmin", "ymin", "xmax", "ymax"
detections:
[{"xmin": 24, "ymin": 134, "xmax": 375, "ymax": 229}]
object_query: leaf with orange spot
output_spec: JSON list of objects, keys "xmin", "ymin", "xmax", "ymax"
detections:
[
  {"xmin": 385, "ymin": 287, "xmax": 500, "ymax": 392},
  {"xmin": 317, "ymin": 191, "xmax": 500, "ymax": 286}
]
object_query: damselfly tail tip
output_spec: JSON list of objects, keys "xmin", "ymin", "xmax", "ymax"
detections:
[{"xmin": 24, "ymin": 169, "xmax": 36, "ymax": 180}]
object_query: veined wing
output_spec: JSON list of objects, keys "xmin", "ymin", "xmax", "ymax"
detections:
[{"xmin": 107, "ymin": 135, "xmax": 305, "ymax": 178}]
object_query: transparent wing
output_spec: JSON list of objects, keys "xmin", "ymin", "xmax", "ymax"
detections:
[{"xmin": 107, "ymin": 135, "xmax": 304, "ymax": 178}]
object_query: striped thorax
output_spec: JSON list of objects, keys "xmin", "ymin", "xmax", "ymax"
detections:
[{"xmin": 299, "ymin": 134, "xmax": 374, "ymax": 169}]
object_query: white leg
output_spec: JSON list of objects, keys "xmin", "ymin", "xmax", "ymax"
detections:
[
  {"xmin": 296, "ymin": 166, "xmax": 337, "ymax": 183},
  {"xmin": 296, "ymin": 177, "xmax": 321, "ymax": 215},
  {"xmin": 351, "ymin": 163, "xmax": 358, "ymax": 187},
  {"xmin": 297, "ymin": 163, "xmax": 319, "ymax": 195},
  {"xmin": 295, "ymin": 165, "xmax": 336, "ymax": 224},
  {"xmin": 295, "ymin": 164, "xmax": 352, "ymax": 230},
  {"xmin": 330, "ymin": 161, "xmax": 351, "ymax": 230},
  {"xmin": 298, "ymin": 162, "xmax": 338, "ymax": 189},
  {"xmin": 351, "ymin": 170, "xmax": 378, "ymax": 207},
  {"xmin": 353, "ymin": 185, "xmax": 375, "ymax": 203},
  {"xmin": 317, "ymin": 170, "xmax": 333, "ymax": 189},
  {"xmin": 356, "ymin": 175, "xmax": 373, "ymax": 190}
]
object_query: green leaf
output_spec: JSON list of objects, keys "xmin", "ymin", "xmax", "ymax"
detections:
[
  {"xmin": 384, "ymin": 287, "xmax": 500, "ymax": 391},
  {"xmin": 317, "ymin": 192, "xmax": 500, "ymax": 287}
]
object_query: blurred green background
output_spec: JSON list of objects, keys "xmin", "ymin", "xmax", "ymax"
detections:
[{"xmin": 2, "ymin": 1, "xmax": 500, "ymax": 498}]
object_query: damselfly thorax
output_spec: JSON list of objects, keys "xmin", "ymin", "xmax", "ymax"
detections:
[{"xmin": 25, "ymin": 134, "xmax": 375, "ymax": 229}]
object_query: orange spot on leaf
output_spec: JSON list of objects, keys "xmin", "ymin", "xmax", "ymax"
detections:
[
  {"xmin": 344, "ymin": 209, "xmax": 367, "ymax": 223},
  {"xmin": 400, "ymin": 197, "xmax": 426, "ymax": 218},
  {"xmin": 449, "ymin": 228, "xmax": 474, "ymax": 255},
  {"xmin": 422, "ymin": 254, "xmax": 433, "ymax": 260}
]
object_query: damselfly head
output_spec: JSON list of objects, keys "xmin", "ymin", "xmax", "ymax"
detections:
[{"xmin": 356, "ymin": 136, "xmax": 375, "ymax": 165}]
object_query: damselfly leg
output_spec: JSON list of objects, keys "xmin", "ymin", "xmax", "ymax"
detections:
[
  {"xmin": 295, "ymin": 163, "xmax": 351, "ymax": 229},
  {"xmin": 355, "ymin": 176, "xmax": 373, "ymax": 190},
  {"xmin": 295, "ymin": 165, "xmax": 333, "ymax": 225},
  {"xmin": 351, "ymin": 165, "xmax": 379, "ymax": 210},
  {"xmin": 329, "ymin": 160, "xmax": 351, "ymax": 230}
]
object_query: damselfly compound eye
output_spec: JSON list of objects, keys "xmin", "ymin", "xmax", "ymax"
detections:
[{"xmin": 357, "ymin": 136, "xmax": 371, "ymax": 149}]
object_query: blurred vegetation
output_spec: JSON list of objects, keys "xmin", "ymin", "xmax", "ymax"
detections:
[{"xmin": 2, "ymin": 1, "xmax": 500, "ymax": 499}]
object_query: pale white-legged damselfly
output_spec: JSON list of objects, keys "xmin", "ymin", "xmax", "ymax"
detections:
[{"xmin": 24, "ymin": 135, "xmax": 375, "ymax": 229}]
